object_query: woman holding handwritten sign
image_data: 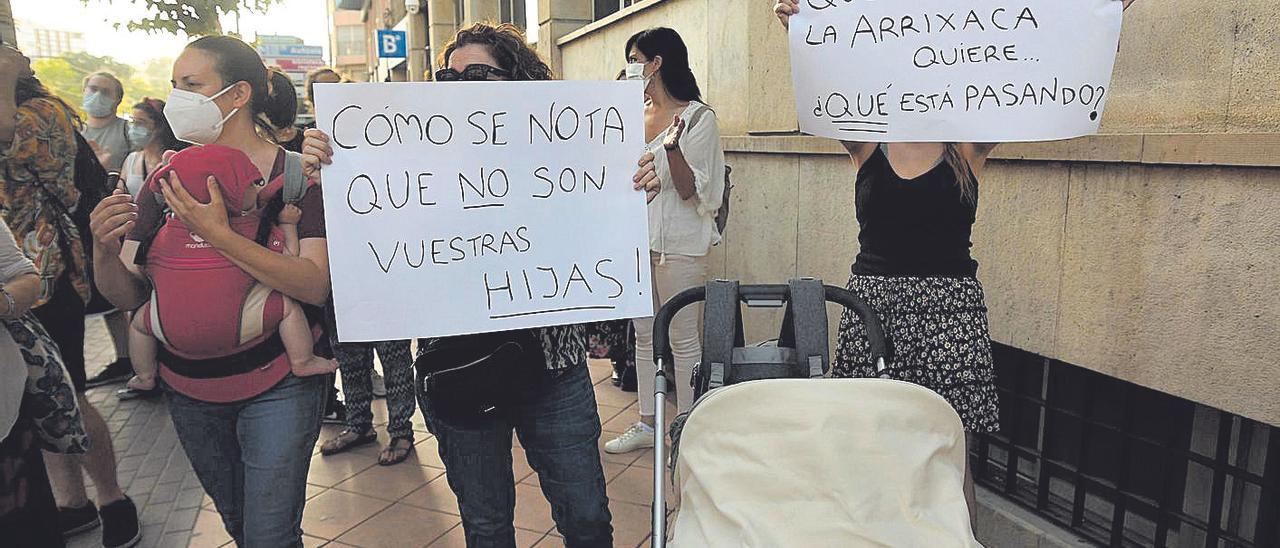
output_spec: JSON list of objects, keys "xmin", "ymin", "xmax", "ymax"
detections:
[
  {"xmin": 605, "ymin": 27, "xmax": 727, "ymax": 456},
  {"xmin": 301, "ymin": 23, "xmax": 662, "ymax": 547},
  {"xmin": 774, "ymin": 0, "xmax": 1135, "ymax": 522}
]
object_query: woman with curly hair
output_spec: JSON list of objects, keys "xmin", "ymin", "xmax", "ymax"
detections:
[{"xmin": 302, "ymin": 22, "xmax": 663, "ymax": 548}]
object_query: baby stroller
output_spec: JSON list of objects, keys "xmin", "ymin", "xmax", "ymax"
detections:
[{"xmin": 649, "ymin": 279, "xmax": 981, "ymax": 547}]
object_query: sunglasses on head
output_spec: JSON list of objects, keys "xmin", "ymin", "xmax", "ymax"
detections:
[{"xmin": 434, "ymin": 64, "xmax": 512, "ymax": 82}]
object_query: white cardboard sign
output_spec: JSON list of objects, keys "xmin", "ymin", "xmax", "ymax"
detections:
[
  {"xmin": 789, "ymin": 0, "xmax": 1125, "ymax": 142},
  {"xmin": 314, "ymin": 81, "xmax": 652, "ymax": 342}
]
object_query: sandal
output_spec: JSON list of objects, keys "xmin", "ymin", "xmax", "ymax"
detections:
[
  {"xmin": 320, "ymin": 427, "xmax": 377, "ymax": 456},
  {"xmin": 378, "ymin": 437, "xmax": 415, "ymax": 466}
]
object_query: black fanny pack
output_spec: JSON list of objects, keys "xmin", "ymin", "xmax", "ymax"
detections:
[{"xmin": 414, "ymin": 329, "xmax": 547, "ymax": 425}]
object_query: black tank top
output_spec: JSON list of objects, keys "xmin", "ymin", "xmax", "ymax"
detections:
[{"xmin": 852, "ymin": 145, "xmax": 979, "ymax": 278}]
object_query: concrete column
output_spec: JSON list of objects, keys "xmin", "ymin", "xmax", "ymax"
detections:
[
  {"xmin": 407, "ymin": 7, "xmax": 429, "ymax": 80},
  {"xmin": 536, "ymin": 0, "xmax": 592, "ymax": 76},
  {"xmin": 427, "ymin": 0, "xmax": 460, "ymax": 71}
]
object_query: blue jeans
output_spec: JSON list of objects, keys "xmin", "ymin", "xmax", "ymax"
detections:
[
  {"xmin": 165, "ymin": 374, "xmax": 325, "ymax": 547},
  {"xmin": 420, "ymin": 363, "xmax": 613, "ymax": 547}
]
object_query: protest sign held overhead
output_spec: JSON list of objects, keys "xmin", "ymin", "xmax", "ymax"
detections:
[
  {"xmin": 789, "ymin": 0, "xmax": 1125, "ymax": 142},
  {"xmin": 314, "ymin": 81, "xmax": 652, "ymax": 342}
]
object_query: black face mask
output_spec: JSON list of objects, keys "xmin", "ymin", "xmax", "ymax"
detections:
[{"xmin": 434, "ymin": 64, "xmax": 512, "ymax": 82}]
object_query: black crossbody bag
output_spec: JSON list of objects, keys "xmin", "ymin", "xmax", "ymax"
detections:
[{"xmin": 414, "ymin": 329, "xmax": 547, "ymax": 425}]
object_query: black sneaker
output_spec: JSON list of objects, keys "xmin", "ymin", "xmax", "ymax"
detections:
[
  {"xmin": 85, "ymin": 359, "xmax": 134, "ymax": 388},
  {"xmin": 322, "ymin": 400, "xmax": 347, "ymax": 425},
  {"xmin": 99, "ymin": 496, "xmax": 141, "ymax": 548},
  {"xmin": 58, "ymin": 502, "xmax": 100, "ymax": 537}
]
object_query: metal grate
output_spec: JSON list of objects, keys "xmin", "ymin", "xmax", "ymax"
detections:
[{"xmin": 972, "ymin": 343, "xmax": 1279, "ymax": 547}]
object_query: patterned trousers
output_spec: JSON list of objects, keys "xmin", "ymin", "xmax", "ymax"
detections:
[{"xmin": 334, "ymin": 340, "xmax": 417, "ymax": 441}]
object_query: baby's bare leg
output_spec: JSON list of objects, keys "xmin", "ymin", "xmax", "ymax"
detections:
[
  {"xmin": 281, "ymin": 297, "xmax": 338, "ymax": 377},
  {"xmin": 127, "ymin": 310, "xmax": 158, "ymax": 390}
]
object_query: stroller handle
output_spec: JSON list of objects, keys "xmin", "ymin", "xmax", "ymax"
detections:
[{"xmin": 652, "ymin": 283, "xmax": 890, "ymax": 367}]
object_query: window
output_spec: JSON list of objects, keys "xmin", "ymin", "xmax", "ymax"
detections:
[
  {"xmin": 594, "ymin": 0, "xmax": 637, "ymax": 21},
  {"xmin": 499, "ymin": 0, "xmax": 526, "ymax": 29},
  {"xmin": 973, "ymin": 344, "xmax": 1279, "ymax": 547},
  {"xmin": 336, "ymin": 25, "xmax": 365, "ymax": 58}
]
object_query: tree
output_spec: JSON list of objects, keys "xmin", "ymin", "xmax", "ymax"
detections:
[{"xmin": 87, "ymin": 0, "xmax": 283, "ymax": 37}]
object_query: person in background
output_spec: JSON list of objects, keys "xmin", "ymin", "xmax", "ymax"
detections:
[
  {"xmin": 0, "ymin": 49, "xmax": 140, "ymax": 548},
  {"xmin": 299, "ymin": 67, "xmax": 340, "ymax": 132},
  {"xmin": 120, "ymin": 98, "xmax": 188, "ymax": 197},
  {"xmin": 79, "ymin": 72, "xmax": 137, "ymax": 395},
  {"xmin": 297, "ymin": 66, "xmax": 383, "ymax": 419},
  {"xmin": 265, "ymin": 68, "xmax": 305, "ymax": 153},
  {"xmin": 89, "ymin": 35, "xmax": 331, "ymax": 546},
  {"xmin": 606, "ymin": 27, "xmax": 726, "ymax": 455}
]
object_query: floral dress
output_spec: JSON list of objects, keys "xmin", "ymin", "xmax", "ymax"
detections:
[{"xmin": 0, "ymin": 97, "xmax": 89, "ymax": 307}]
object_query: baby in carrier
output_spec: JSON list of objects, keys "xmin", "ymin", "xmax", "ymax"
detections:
[{"xmin": 126, "ymin": 144, "xmax": 337, "ymax": 391}]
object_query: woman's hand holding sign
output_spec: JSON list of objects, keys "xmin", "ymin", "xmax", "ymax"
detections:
[{"xmin": 302, "ymin": 128, "xmax": 333, "ymax": 185}]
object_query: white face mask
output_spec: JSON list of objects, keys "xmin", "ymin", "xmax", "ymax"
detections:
[
  {"xmin": 625, "ymin": 62, "xmax": 652, "ymax": 90},
  {"xmin": 164, "ymin": 86, "xmax": 239, "ymax": 145},
  {"xmin": 82, "ymin": 91, "xmax": 116, "ymax": 118}
]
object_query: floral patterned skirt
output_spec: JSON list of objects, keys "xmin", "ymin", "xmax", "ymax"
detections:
[{"xmin": 834, "ymin": 274, "xmax": 1001, "ymax": 433}]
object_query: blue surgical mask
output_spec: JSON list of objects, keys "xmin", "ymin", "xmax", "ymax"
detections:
[
  {"xmin": 127, "ymin": 124, "xmax": 152, "ymax": 146},
  {"xmin": 82, "ymin": 91, "xmax": 116, "ymax": 118}
]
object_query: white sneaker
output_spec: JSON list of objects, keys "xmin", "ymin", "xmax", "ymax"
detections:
[
  {"xmin": 371, "ymin": 370, "xmax": 387, "ymax": 398},
  {"xmin": 605, "ymin": 423, "xmax": 656, "ymax": 454}
]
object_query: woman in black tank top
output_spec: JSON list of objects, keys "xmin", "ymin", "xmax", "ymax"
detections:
[{"xmin": 776, "ymin": 0, "xmax": 1136, "ymax": 529}]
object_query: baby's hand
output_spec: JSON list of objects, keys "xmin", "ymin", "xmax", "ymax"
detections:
[{"xmin": 279, "ymin": 204, "xmax": 302, "ymax": 225}]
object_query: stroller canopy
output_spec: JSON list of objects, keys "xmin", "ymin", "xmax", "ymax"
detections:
[{"xmin": 669, "ymin": 378, "xmax": 981, "ymax": 547}]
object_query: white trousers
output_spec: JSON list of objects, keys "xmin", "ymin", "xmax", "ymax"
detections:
[{"xmin": 633, "ymin": 252, "xmax": 707, "ymax": 416}]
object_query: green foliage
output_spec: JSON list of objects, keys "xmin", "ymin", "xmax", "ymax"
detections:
[
  {"xmin": 32, "ymin": 52, "xmax": 174, "ymax": 119},
  {"xmin": 86, "ymin": 0, "xmax": 283, "ymax": 37}
]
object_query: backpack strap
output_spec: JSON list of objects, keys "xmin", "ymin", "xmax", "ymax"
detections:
[
  {"xmin": 282, "ymin": 150, "xmax": 307, "ymax": 204},
  {"xmin": 686, "ymin": 102, "xmax": 713, "ymax": 133},
  {"xmin": 778, "ymin": 278, "xmax": 830, "ymax": 378},
  {"xmin": 700, "ymin": 280, "xmax": 743, "ymax": 394}
]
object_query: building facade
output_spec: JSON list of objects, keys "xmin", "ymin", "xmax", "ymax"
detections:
[
  {"xmin": 331, "ymin": 1, "xmax": 1280, "ymax": 546},
  {"xmin": 14, "ymin": 19, "xmax": 84, "ymax": 58}
]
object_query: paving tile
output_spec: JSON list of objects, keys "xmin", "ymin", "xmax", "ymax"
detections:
[
  {"xmin": 162, "ymin": 507, "xmax": 200, "ymax": 535},
  {"xmin": 301, "ymin": 489, "xmax": 393, "ymax": 540},
  {"xmin": 149, "ymin": 481, "xmax": 181, "ymax": 504},
  {"xmin": 513, "ymin": 483, "xmax": 555, "ymax": 534},
  {"xmin": 188, "ymin": 510, "xmax": 232, "ymax": 548},
  {"xmin": 333, "ymin": 462, "xmax": 444, "ymax": 502},
  {"xmin": 607, "ymin": 467, "xmax": 654, "ymax": 506},
  {"xmin": 426, "ymin": 524, "xmax": 466, "ymax": 547},
  {"xmin": 175, "ymin": 487, "xmax": 206, "ymax": 511},
  {"xmin": 334, "ymin": 504, "xmax": 459, "ymax": 547},
  {"xmin": 302, "ymin": 534, "xmax": 328, "ymax": 547},
  {"xmin": 401, "ymin": 475, "xmax": 460, "ymax": 516},
  {"xmin": 607, "ymin": 500, "xmax": 654, "ymax": 548},
  {"xmin": 306, "ymin": 449, "xmax": 378, "ymax": 488}
]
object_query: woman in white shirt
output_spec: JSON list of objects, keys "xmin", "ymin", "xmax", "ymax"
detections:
[
  {"xmin": 606, "ymin": 27, "xmax": 726, "ymax": 455},
  {"xmin": 120, "ymin": 98, "xmax": 186, "ymax": 196}
]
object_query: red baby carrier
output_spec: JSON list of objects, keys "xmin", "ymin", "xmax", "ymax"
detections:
[{"xmin": 134, "ymin": 145, "xmax": 312, "ymax": 402}]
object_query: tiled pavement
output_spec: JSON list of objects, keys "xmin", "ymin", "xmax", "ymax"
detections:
[{"xmin": 70, "ymin": 317, "xmax": 667, "ymax": 548}]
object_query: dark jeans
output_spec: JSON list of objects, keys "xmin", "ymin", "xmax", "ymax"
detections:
[
  {"xmin": 165, "ymin": 374, "xmax": 325, "ymax": 547},
  {"xmin": 420, "ymin": 363, "xmax": 613, "ymax": 547}
]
